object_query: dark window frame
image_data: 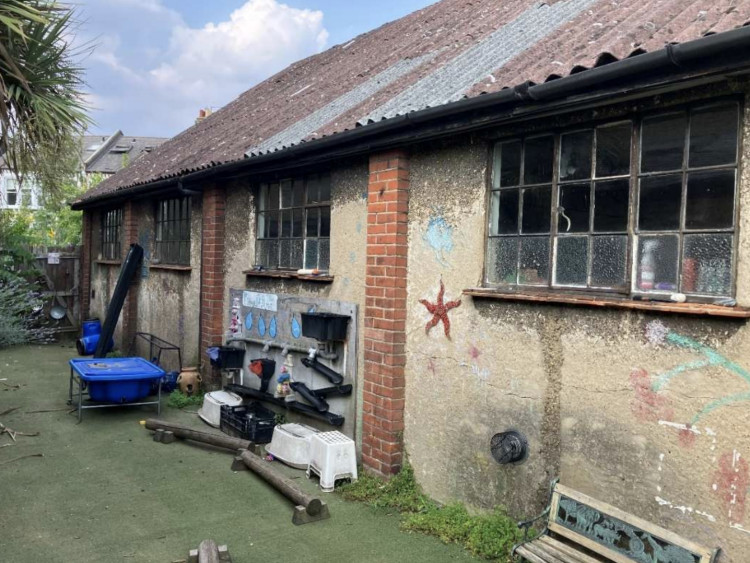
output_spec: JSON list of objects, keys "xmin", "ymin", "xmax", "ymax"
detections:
[
  {"xmin": 255, "ymin": 173, "xmax": 331, "ymax": 271},
  {"xmin": 101, "ymin": 208, "xmax": 122, "ymax": 261},
  {"xmin": 154, "ymin": 197, "xmax": 191, "ymax": 266},
  {"xmin": 485, "ymin": 99, "xmax": 742, "ymax": 300}
]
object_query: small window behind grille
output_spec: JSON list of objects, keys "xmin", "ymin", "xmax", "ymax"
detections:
[
  {"xmin": 101, "ymin": 208, "xmax": 122, "ymax": 261},
  {"xmin": 155, "ymin": 197, "xmax": 191, "ymax": 265}
]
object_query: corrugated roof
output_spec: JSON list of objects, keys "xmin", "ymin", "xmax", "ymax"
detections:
[{"xmin": 77, "ymin": 0, "xmax": 750, "ymax": 204}]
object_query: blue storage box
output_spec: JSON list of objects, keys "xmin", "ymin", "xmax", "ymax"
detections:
[{"xmin": 69, "ymin": 358, "xmax": 165, "ymax": 404}]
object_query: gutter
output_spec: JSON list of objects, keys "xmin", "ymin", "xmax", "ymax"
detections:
[{"xmin": 72, "ymin": 26, "xmax": 750, "ymax": 210}]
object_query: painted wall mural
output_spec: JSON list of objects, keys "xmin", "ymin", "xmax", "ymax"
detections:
[
  {"xmin": 419, "ymin": 279, "xmax": 461, "ymax": 339},
  {"xmin": 422, "ymin": 212, "xmax": 454, "ymax": 266}
]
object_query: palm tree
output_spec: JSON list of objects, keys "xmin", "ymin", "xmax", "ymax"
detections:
[{"xmin": 0, "ymin": 1, "xmax": 89, "ymax": 188}]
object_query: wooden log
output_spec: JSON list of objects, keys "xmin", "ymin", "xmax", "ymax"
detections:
[
  {"xmin": 239, "ymin": 449, "xmax": 323, "ymax": 516},
  {"xmin": 197, "ymin": 539, "xmax": 219, "ymax": 563},
  {"xmin": 145, "ymin": 419, "xmax": 252, "ymax": 451}
]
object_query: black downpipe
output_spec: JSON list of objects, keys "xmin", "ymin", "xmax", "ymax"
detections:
[
  {"xmin": 311, "ymin": 384, "xmax": 352, "ymax": 397},
  {"xmin": 300, "ymin": 357, "xmax": 344, "ymax": 385},
  {"xmin": 93, "ymin": 243, "xmax": 144, "ymax": 358},
  {"xmin": 290, "ymin": 382, "xmax": 329, "ymax": 412}
]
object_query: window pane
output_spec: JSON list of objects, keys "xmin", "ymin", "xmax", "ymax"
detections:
[
  {"xmin": 257, "ymin": 212, "xmax": 267, "ymax": 239},
  {"xmin": 279, "ymin": 239, "xmax": 292, "ymax": 268},
  {"xmin": 594, "ymin": 179, "xmax": 629, "ymax": 232},
  {"xmin": 292, "ymin": 180, "xmax": 304, "ymax": 206},
  {"xmin": 486, "ymin": 237, "xmax": 518, "ymax": 284},
  {"xmin": 494, "ymin": 141, "xmax": 521, "ymax": 187},
  {"xmin": 558, "ymin": 183, "xmax": 590, "ymax": 233},
  {"xmin": 319, "ymin": 173, "xmax": 331, "ymax": 202},
  {"xmin": 641, "ymin": 113, "xmax": 686, "ymax": 172},
  {"xmin": 591, "ymin": 235, "xmax": 627, "ymax": 287},
  {"xmin": 280, "ymin": 180, "xmax": 293, "ymax": 208},
  {"xmin": 319, "ymin": 239, "xmax": 330, "ymax": 270},
  {"xmin": 259, "ymin": 184, "xmax": 269, "ymax": 211},
  {"xmin": 638, "ymin": 175, "xmax": 682, "ymax": 231},
  {"xmin": 7, "ymin": 191, "xmax": 17, "ymax": 206},
  {"xmin": 306, "ymin": 175, "xmax": 320, "ymax": 203},
  {"xmin": 689, "ymin": 104, "xmax": 738, "ymax": 168},
  {"xmin": 320, "ymin": 206, "xmax": 331, "ymax": 237},
  {"xmin": 555, "ymin": 236, "xmax": 588, "ymax": 286},
  {"xmin": 268, "ymin": 211, "xmax": 279, "ymax": 238},
  {"xmin": 281, "ymin": 210, "xmax": 292, "ymax": 237},
  {"xmin": 682, "ymin": 234, "xmax": 732, "ymax": 295},
  {"xmin": 519, "ymin": 237, "xmax": 549, "ymax": 285},
  {"xmin": 305, "ymin": 238, "xmax": 319, "ymax": 269},
  {"xmin": 560, "ymin": 131, "xmax": 592, "ymax": 181},
  {"xmin": 596, "ymin": 123, "xmax": 631, "ymax": 177},
  {"xmin": 521, "ymin": 185, "xmax": 551, "ymax": 234},
  {"xmin": 306, "ymin": 208, "xmax": 319, "ymax": 237},
  {"xmin": 685, "ymin": 170, "xmax": 735, "ymax": 230},
  {"xmin": 290, "ymin": 239, "xmax": 303, "ymax": 269},
  {"xmin": 490, "ymin": 189, "xmax": 519, "ymax": 235},
  {"xmin": 524, "ymin": 136, "xmax": 554, "ymax": 184},
  {"xmin": 636, "ymin": 235, "xmax": 679, "ymax": 291},
  {"xmin": 268, "ymin": 183, "xmax": 280, "ymax": 210},
  {"xmin": 292, "ymin": 209, "xmax": 304, "ymax": 238}
]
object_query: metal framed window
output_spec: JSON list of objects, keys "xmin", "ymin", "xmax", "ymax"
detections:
[
  {"xmin": 486, "ymin": 100, "xmax": 741, "ymax": 299},
  {"xmin": 256, "ymin": 173, "xmax": 331, "ymax": 271},
  {"xmin": 101, "ymin": 208, "xmax": 122, "ymax": 261},
  {"xmin": 4, "ymin": 177, "xmax": 18, "ymax": 207},
  {"xmin": 155, "ymin": 197, "xmax": 191, "ymax": 265}
]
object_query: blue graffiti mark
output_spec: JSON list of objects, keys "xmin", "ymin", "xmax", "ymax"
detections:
[
  {"xmin": 343, "ymin": 277, "xmax": 350, "ymax": 287},
  {"xmin": 308, "ymin": 306, "xmax": 316, "ymax": 313},
  {"xmin": 291, "ymin": 315, "xmax": 301, "ymax": 339},
  {"xmin": 245, "ymin": 312, "xmax": 253, "ymax": 331},
  {"xmin": 269, "ymin": 316, "xmax": 277, "ymax": 338},
  {"xmin": 356, "ymin": 220, "xmax": 363, "ymax": 234},
  {"xmin": 258, "ymin": 315, "xmax": 266, "ymax": 337},
  {"xmin": 349, "ymin": 252, "xmax": 356, "ymax": 264},
  {"xmin": 423, "ymin": 214, "xmax": 454, "ymax": 266}
]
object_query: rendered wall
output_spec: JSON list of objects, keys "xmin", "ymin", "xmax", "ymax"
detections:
[{"xmin": 403, "ymin": 85, "xmax": 750, "ymax": 560}]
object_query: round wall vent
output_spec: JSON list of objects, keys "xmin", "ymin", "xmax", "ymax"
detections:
[{"xmin": 490, "ymin": 430, "xmax": 528, "ymax": 464}]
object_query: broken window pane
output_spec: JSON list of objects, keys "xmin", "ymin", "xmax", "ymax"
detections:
[
  {"xmin": 638, "ymin": 175, "xmax": 682, "ymax": 231},
  {"xmin": 522, "ymin": 186, "xmax": 551, "ymax": 234},
  {"xmin": 641, "ymin": 113, "xmax": 686, "ymax": 172},
  {"xmin": 596, "ymin": 123, "xmax": 631, "ymax": 177},
  {"xmin": 685, "ymin": 170, "xmax": 735, "ymax": 230},
  {"xmin": 558, "ymin": 183, "xmax": 590, "ymax": 233},
  {"xmin": 682, "ymin": 234, "xmax": 732, "ymax": 295},
  {"xmin": 690, "ymin": 104, "xmax": 738, "ymax": 168},
  {"xmin": 490, "ymin": 189, "xmax": 519, "ymax": 235},
  {"xmin": 560, "ymin": 131, "xmax": 592, "ymax": 181},
  {"xmin": 519, "ymin": 237, "xmax": 549, "ymax": 285},
  {"xmin": 594, "ymin": 179, "xmax": 629, "ymax": 232},
  {"xmin": 636, "ymin": 235, "xmax": 679, "ymax": 292},
  {"xmin": 555, "ymin": 236, "xmax": 588, "ymax": 286},
  {"xmin": 524, "ymin": 136, "xmax": 554, "ymax": 184},
  {"xmin": 591, "ymin": 235, "xmax": 627, "ymax": 287},
  {"xmin": 494, "ymin": 141, "xmax": 521, "ymax": 188},
  {"xmin": 486, "ymin": 237, "xmax": 518, "ymax": 284}
]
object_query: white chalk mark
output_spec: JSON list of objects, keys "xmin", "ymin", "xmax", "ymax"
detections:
[
  {"xmin": 655, "ymin": 497, "xmax": 716, "ymax": 522},
  {"xmin": 730, "ymin": 523, "xmax": 750, "ymax": 536},
  {"xmin": 658, "ymin": 420, "xmax": 701, "ymax": 434},
  {"xmin": 705, "ymin": 427, "xmax": 717, "ymax": 436},
  {"xmin": 713, "ymin": 483, "xmax": 718, "ymax": 491}
]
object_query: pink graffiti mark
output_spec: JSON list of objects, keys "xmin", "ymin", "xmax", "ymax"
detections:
[
  {"xmin": 678, "ymin": 425, "xmax": 697, "ymax": 449},
  {"xmin": 469, "ymin": 345, "xmax": 481, "ymax": 360},
  {"xmin": 419, "ymin": 280, "xmax": 461, "ymax": 340},
  {"xmin": 427, "ymin": 358, "xmax": 436, "ymax": 376},
  {"xmin": 714, "ymin": 451, "xmax": 749, "ymax": 523},
  {"xmin": 629, "ymin": 368, "xmax": 674, "ymax": 423}
]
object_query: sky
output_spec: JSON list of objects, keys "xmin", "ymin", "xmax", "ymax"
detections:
[{"xmin": 75, "ymin": 0, "xmax": 435, "ymax": 139}]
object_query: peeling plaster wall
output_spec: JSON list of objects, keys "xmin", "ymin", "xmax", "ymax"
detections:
[
  {"xmin": 403, "ymin": 83, "xmax": 750, "ymax": 560},
  {"xmin": 222, "ymin": 160, "xmax": 369, "ymax": 441}
]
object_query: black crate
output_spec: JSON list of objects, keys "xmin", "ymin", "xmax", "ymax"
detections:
[
  {"xmin": 220, "ymin": 402, "xmax": 276, "ymax": 444},
  {"xmin": 301, "ymin": 312, "xmax": 350, "ymax": 341},
  {"xmin": 210, "ymin": 346, "xmax": 245, "ymax": 369}
]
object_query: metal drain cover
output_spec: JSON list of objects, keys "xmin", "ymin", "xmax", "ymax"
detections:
[{"xmin": 490, "ymin": 430, "xmax": 528, "ymax": 464}]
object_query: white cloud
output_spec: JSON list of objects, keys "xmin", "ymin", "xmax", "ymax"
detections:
[{"xmin": 80, "ymin": 0, "xmax": 328, "ymax": 136}]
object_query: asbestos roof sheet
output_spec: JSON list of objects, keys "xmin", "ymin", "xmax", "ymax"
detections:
[{"xmin": 77, "ymin": 0, "xmax": 750, "ymax": 204}]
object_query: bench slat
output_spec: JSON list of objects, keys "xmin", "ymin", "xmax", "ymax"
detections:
[
  {"xmin": 537, "ymin": 536, "xmax": 602, "ymax": 563},
  {"xmin": 516, "ymin": 545, "xmax": 556, "ymax": 563},
  {"xmin": 524, "ymin": 540, "xmax": 578, "ymax": 563}
]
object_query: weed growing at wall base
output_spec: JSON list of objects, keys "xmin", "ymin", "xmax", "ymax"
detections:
[{"xmin": 338, "ymin": 463, "xmax": 522, "ymax": 560}]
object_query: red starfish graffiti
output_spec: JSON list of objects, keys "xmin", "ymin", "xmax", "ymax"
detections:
[{"xmin": 419, "ymin": 280, "xmax": 461, "ymax": 339}]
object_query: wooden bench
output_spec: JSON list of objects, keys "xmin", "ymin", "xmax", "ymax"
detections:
[{"xmin": 513, "ymin": 481, "xmax": 719, "ymax": 563}]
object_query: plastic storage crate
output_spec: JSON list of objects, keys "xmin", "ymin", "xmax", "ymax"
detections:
[
  {"xmin": 209, "ymin": 346, "xmax": 245, "ymax": 369},
  {"xmin": 220, "ymin": 402, "xmax": 276, "ymax": 443},
  {"xmin": 300, "ymin": 312, "xmax": 350, "ymax": 341}
]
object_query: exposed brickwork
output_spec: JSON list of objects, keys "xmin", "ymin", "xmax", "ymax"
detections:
[
  {"xmin": 199, "ymin": 186, "xmax": 226, "ymax": 385},
  {"xmin": 120, "ymin": 201, "xmax": 140, "ymax": 349},
  {"xmin": 80, "ymin": 211, "xmax": 93, "ymax": 320},
  {"xmin": 363, "ymin": 150, "xmax": 410, "ymax": 476}
]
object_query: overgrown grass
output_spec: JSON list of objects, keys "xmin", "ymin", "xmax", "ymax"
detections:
[
  {"xmin": 338, "ymin": 463, "xmax": 522, "ymax": 560},
  {"xmin": 166, "ymin": 390, "xmax": 204, "ymax": 409}
]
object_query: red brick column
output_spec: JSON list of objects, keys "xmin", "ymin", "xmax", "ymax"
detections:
[
  {"xmin": 363, "ymin": 150, "xmax": 410, "ymax": 476},
  {"xmin": 121, "ymin": 201, "xmax": 139, "ymax": 349},
  {"xmin": 199, "ymin": 186, "xmax": 226, "ymax": 383},
  {"xmin": 80, "ymin": 210, "xmax": 93, "ymax": 320}
]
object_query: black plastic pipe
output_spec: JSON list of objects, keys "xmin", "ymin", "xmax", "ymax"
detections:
[
  {"xmin": 290, "ymin": 382, "xmax": 329, "ymax": 412},
  {"xmin": 93, "ymin": 243, "xmax": 143, "ymax": 357},
  {"xmin": 227, "ymin": 384, "xmax": 344, "ymax": 426},
  {"xmin": 300, "ymin": 357, "xmax": 344, "ymax": 385}
]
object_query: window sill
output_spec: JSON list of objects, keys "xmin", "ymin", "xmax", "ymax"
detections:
[
  {"xmin": 149, "ymin": 264, "xmax": 192, "ymax": 272},
  {"xmin": 462, "ymin": 288, "xmax": 750, "ymax": 318},
  {"xmin": 242, "ymin": 269, "xmax": 334, "ymax": 283},
  {"xmin": 95, "ymin": 259, "xmax": 122, "ymax": 266}
]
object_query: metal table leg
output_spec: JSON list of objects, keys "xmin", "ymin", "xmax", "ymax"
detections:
[
  {"xmin": 157, "ymin": 378, "xmax": 162, "ymax": 416},
  {"xmin": 78, "ymin": 376, "xmax": 83, "ymax": 423}
]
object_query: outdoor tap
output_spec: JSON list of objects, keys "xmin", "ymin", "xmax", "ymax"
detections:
[
  {"xmin": 280, "ymin": 343, "xmax": 290, "ymax": 356},
  {"xmin": 262, "ymin": 340, "xmax": 273, "ymax": 353},
  {"xmin": 307, "ymin": 347, "xmax": 318, "ymax": 361}
]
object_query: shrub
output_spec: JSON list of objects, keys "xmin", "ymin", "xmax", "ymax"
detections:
[{"xmin": 0, "ymin": 277, "xmax": 52, "ymax": 348}]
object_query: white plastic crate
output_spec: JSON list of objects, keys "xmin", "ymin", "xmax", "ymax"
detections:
[
  {"xmin": 265, "ymin": 423, "xmax": 320, "ymax": 469},
  {"xmin": 306, "ymin": 431, "xmax": 357, "ymax": 492}
]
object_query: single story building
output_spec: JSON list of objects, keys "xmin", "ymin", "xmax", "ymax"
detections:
[{"xmin": 73, "ymin": 0, "xmax": 750, "ymax": 558}]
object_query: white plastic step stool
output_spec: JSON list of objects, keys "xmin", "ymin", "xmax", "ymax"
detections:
[{"xmin": 306, "ymin": 431, "xmax": 358, "ymax": 492}]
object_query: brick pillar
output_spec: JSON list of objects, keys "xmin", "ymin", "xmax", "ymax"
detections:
[
  {"xmin": 199, "ymin": 186, "xmax": 226, "ymax": 384},
  {"xmin": 80, "ymin": 210, "xmax": 93, "ymax": 320},
  {"xmin": 362, "ymin": 150, "xmax": 410, "ymax": 476},
  {"xmin": 121, "ymin": 201, "xmax": 139, "ymax": 350}
]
